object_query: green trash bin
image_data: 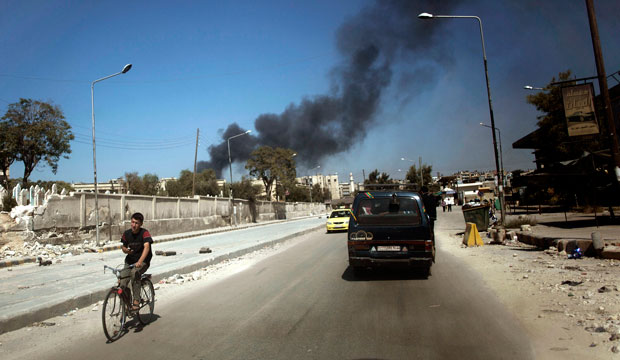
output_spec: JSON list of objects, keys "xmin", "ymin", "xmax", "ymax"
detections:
[{"xmin": 462, "ymin": 204, "xmax": 490, "ymax": 231}]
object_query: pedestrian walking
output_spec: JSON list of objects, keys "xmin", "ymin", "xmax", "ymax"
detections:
[{"xmin": 441, "ymin": 198, "xmax": 446, "ymax": 212}]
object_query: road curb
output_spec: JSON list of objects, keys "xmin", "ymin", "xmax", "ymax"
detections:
[
  {"xmin": 0, "ymin": 256, "xmax": 37, "ymax": 269},
  {"xmin": 0, "ymin": 223, "xmax": 324, "ymax": 335},
  {"xmin": 0, "ymin": 215, "xmax": 324, "ymax": 268}
]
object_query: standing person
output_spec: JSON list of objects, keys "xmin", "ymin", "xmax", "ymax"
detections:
[
  {"xmin": 120, "ymin": 212, "xmax": 153, "ymax": 311},
  {"xmin": 420, "ymin": 186, "xmax": 437, "ymax": 232},
  {"xmin": 441, "ymin": 198, "xmax": 446, "ymax": 212},
  {"xmin": 447, "ymin": 197, "xmax": 453, "ymax": 212}
]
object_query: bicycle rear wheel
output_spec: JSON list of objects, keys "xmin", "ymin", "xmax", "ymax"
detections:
[
  {"xmin": 137, "ymin": 279, "xmax": 155, "ymax": 325},
  {"xmin": 102, "ymin": 289, "xmax": 125, "ymax": 341}
]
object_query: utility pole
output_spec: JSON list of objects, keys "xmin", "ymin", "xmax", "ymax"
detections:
[
  {"xmin": 419, "ymin": 156, "xmax": 423, "ymax": 187},
  {"xmin": 192, "ymin": 128, "xmax": 199, "ymax": 196},
  {"xmin": 585, "ymin": 0, "xmax": 620, "ymax": 180}
]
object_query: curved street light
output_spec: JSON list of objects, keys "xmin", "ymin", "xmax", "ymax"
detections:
[
  {"xmin": 91, "ymin": 64, "xmax": 132, "ymax": 246},
  {"xmin": 523, "ymin": 85, "xmax": 544, "ymax": 90},
  {"xmin": 418, "ymin": 12, "xmax": 506, "ymax": 226}
]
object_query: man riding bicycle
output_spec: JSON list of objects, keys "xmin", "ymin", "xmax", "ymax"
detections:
[{"xmin": 120, "ymin": 212, "xmax": 153, "ymax": 311}]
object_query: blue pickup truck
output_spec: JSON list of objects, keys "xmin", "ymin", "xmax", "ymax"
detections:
[{"xmin": 347, "ymin": 191, "xmax": 435, "ymax": 277}]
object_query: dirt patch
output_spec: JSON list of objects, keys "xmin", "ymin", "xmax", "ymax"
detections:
[{"xmin": 438, "ymin": 227, "xmax": 620, "ymax": 359}]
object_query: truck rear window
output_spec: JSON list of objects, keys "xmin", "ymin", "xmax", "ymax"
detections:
[{"xmin": 354, "ymin": 197, "xmax": 421, "ymax": 225}]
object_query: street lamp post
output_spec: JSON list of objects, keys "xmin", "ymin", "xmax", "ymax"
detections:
[
  {"xmin": 227, "ymin": 130, "xmax": 251, "ymax": 226},
  {"xmin": 479, "ymin": 123, "xmax": 504, "ymax": 186},
  {"xmin": 480, "ymin": 122, "xmax": 505, "ymax": 210},
  {"xmin": 91, "ymin": 64, "xmax": 132, "ymax": 246},
  {"xmin": 418, "ymin": 12, "xmax": 506, "ymax": 226}
]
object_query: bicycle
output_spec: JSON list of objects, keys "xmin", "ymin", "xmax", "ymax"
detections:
[{"xmin": 102, "ymin": 263, "xmax": 155, "ymax": 341}]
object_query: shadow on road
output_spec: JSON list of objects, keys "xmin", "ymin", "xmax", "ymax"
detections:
[
  {"xmin": 105, "ymin": 313, "xmax": 162, "ymax": 344},
  {"xmin": 537, "ymin": 217, "xmax": 619, "ymax": 229},
  {"xmin": 341, "ymin": 266, "xmax": 430, "ymax": 282}
]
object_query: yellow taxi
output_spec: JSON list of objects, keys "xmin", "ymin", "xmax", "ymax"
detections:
[{"xmin": 326, "ymin": 208, "xmax": 353, "ymax": 233}]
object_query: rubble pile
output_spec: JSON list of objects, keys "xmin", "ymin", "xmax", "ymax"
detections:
[
  {"xmin": 466, "ymin": 236, "xmax": 620, "ymax": 354},
  {"xmin": 0, "ymin": 235, "xmax": 112, "ymax": 263}
]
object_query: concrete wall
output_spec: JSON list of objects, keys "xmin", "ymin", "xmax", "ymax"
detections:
[{"xmin": 28, "ymin": 192, "xmax": 327, "ymax": 239}]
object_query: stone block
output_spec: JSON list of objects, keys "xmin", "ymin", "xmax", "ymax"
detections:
[
  {"xmin": 557, "ymin": 239, "xmax": 594, "ymax": 256},
  {"xmin": 490, "ymin": 228, "xmax": 506, "ymax": 244},
  {"xmin": 591, "ymin": 232, "xmax": 604, "ymax": 252},
  {"xmin": 601, "ymin": 246, "xmax": 620, "ymax": 260},
  {"xmin": 517, "ymin": 232, "xmax": 533, "ymax": 245}
]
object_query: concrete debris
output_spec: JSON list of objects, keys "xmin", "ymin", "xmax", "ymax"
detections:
[
  {"xmin": 155, "ymin": 250, "xmax": 177, "ymax": 256},
  {"xmin": 199, "ymin": 247, "xmax": 212, "ymax": 254},
  {"xmin": 191, "ymin": 271, "xmax": 201, "ymax": 281},
  {"xmin": 561, "ymin": 280, "xmax": 583, "ymax": 286},
  {"xmin": 32, "ymin": 321, "xmax": 55, "ymax": 327},
  {"xmin": 37, "ymin": 257, "xmax": 52, "ymax": 266}
]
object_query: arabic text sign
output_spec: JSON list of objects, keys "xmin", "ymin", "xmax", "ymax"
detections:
[{"xmin": 562, "ymin": 83, "xmax": 599, "ymax": 136}]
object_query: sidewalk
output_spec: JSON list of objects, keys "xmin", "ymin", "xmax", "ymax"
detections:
[
  {"xmin": 0, "ymin": 216, "xmax": 326, "ymax": 335},
  {"xmin": 485, "ymin": 208, "xmax": 620, "ymax": 257},
  {"xmin": 0, "ymin": 216, "xmax": 317, "ymax": 269},
  {"xmin": 509, "ymin": 210, "xmax": 620, "ymax": 257}
]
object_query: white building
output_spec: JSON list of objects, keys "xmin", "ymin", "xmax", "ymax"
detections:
[{"xmin": 296, "ymin": 173, "xmax": 341, "ymax": 200}]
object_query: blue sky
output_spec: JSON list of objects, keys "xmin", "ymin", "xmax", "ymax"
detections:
[{"xmin": 2, "ymin": 0, "xmax": 620, "ymax": 186}]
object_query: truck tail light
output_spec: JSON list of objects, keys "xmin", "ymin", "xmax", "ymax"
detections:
[{"xmin": 425, "ymin": 240, "xmax": 433, "ymax": 252}]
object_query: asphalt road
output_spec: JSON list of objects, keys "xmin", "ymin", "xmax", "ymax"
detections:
[{"xmin": 32, "ymin": 217, "xmax": 534, "ymax": 360}]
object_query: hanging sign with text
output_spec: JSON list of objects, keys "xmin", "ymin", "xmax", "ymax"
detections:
[{"xmin": 561, "ymin": 83, "xmax": 599, "ymax": 136}]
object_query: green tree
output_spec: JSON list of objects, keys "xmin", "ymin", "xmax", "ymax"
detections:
[
  {"xmin": 1, "ymin": 99, "xmax": 74, "ymax": 186},
  {"xmin": 0, "ymin": 121, "xmax": 19, "ymax": 191},
  {"xmin": 165, "ymin": 169, "xmax": 219, "ymax": 197},
  {"xmin": 405, "ymin": 164, "xmax": 433, "ymax": 186},
  {"xmin": 142, "ymin": 173, "xmax": 160, "ymax": 196},
  {"xmin": 231, "ymin": 177, "xmax": 262, "ymax": 201},
  {"xmin": 286, "ymin": 183, "xmax": 311, "ymax": 202},
  {"xmin": 365, "ymin": 169, "xmax": 392, "ymax": 184},
  {"xmin": 124, "ymin": 172, "xmax": 143, "ymax": 194},
  {"xmin": 246, "ymin": 146, "xmax": 297, "ymax": 200},
  {"xmin": 194, "ymin": 169, "xmax": 220, "ymax": 196},
  {"xmin": 311, "ymin": 183, "xmax": 323, "ymax": 202}
]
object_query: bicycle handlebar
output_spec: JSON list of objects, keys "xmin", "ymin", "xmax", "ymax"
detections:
[{"xmin": 103, "ymin": 263, "xmax": 136, "ymax": 276}]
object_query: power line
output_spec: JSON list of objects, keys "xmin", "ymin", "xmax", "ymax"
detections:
[
  {"xmin": 72, "ymin": 130, "xmax": 194, "ymax": 146},
  {"xmin": 72, "ymin": 138, "xmax": 194, "ymax": 150}
]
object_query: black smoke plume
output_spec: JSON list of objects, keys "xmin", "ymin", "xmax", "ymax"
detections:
[{"xmin": 199, "ymin": 0, "xmax": 463, "ymax": 177}]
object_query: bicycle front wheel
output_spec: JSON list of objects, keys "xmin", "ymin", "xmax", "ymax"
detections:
[
  {"xmin": 137, "ymin": 279, "xmax": 155, "ymax": 325},
  {"xmin": 102, "ymin": 289, "xmax": 125, "ymax": 341}
]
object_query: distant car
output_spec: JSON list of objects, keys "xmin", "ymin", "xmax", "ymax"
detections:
[
  {"xmin": 326, "ymin": 209, "xmax": 352, "ymax": 233},
  {"xmin": 347, "ymin": 191, "xmax": 435, "ymax": 277}
]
